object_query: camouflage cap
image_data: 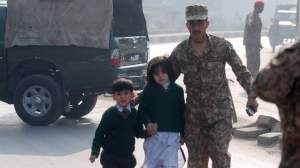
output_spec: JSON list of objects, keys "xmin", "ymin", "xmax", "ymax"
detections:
[{"xmin": 185, "ymin": 5, "xmax": 208, "ymax": 21}]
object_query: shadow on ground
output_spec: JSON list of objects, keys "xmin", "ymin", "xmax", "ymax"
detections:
[{"xmin": 0, "ymin": 116, "xmax": 98, "ymax": 156}]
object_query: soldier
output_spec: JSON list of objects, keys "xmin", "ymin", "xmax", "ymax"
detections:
[
  {"xmin": 253, "ymin": 43, "xmax": 300, "ymax": 168},
  {"xmin": 168, "ymin": 5, "xmax": 258, "ymax": 168},
  {"xmin": 243, "ymin": 0, "xmax": 264, "ymax": 77}
]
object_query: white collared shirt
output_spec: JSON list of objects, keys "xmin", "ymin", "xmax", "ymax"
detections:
[
  {"xmin": 116, "ymin": 104, "xmax": 131, "ymax": 113},
  {"xmin": 162, "ymin": 81, "xmax": 170, "ymax": 90}
]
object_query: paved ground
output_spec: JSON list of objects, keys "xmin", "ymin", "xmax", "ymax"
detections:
[{"xmin": 0, "ymin": 37, "xmax": 283, "ymax": 168}]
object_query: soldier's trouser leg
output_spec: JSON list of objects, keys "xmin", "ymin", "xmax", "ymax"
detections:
[
  {"xmin": 185, "ymin": 132, "xmax": 209, "ymax": 168},
  {"xmin": 185, "ymin": 120, "xmax": 232, "ymax": 168},
  {"xmin": 245, "ymin": 46, "xmax": 261, "ymax": 77},
  {"xmin": 208, "ymin": 120, "xmax": 232, "ymax": 168}
]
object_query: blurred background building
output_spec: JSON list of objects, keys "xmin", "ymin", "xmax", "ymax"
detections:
[{"xmin": 143, "ymin": 0, "xmax": 297, "ymax": 34}]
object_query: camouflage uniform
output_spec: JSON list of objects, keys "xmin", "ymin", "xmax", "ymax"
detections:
[
  {"xmin": 169, "ymin": 34, "xmax": 253, "ymax": 168},
  {"xmin": 243, "ymin": 11, "xmax": 262, "ymax": 77},
  {"xmin": 253, "ymin": 43, "xmax": 300, "ymax": 168}
]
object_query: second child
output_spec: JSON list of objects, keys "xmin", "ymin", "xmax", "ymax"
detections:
[{"xmin": 139, "ymin": 56, "xmax": 185, "ymax": 168}]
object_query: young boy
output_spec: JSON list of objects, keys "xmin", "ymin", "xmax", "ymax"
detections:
[{"xmin": 89, "ymin": 78, "xmax": 147, "ymax": 168}]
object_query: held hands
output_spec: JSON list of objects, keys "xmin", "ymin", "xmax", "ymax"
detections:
[
  {"xmin": 89, "ymin": 155, "xmax": 97, "ymax": 163},
  {"xmin": 146, "ymin": 122, "xmax": 158, "ymax": 136}
]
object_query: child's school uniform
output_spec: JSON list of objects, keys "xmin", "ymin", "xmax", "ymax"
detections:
[
  {"xmin": 143, "ymin": 132, "xmax": 182, "ymax": 168},
  {"xmin": 139, "ymin": 82, "xmax": 185, "ymax": 168},
  {"xmin": 91, "ymin": 104, "xmax": 146, "ymax": 168}
]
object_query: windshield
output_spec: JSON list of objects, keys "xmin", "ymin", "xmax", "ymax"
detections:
[{"xmin": 275, "ymin": 11, "xmax": 297, "ymax": 22}]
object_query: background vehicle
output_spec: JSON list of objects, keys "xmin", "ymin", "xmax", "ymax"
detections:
[
  {"xmin": 0, "ymin": 1, "xmax": 120, "ymax": 125},
  {"xmin": 269, "ymin": 4, "xmax": 297, "ymax": 45},
  {"xmin": 113, "ymin": 0, "xmax": 149, "ymax": 89}
]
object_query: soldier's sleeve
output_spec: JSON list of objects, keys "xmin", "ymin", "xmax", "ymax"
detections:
[
  {"xmin": 225, "ymin": 41, "xmax": 253, "ymax": 94},
  {"xmin": 168, "ymin": 47, "xmax": 182, "ymax": 81},
  {"xmin": 254, "ymin": 45, "xmax": 300, "ymax": 103}
]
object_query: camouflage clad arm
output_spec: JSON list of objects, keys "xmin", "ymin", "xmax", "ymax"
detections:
[
  {"xmin": 169, "ymin": 47, "xmax": 182, "ymax": 81},
  {"xmin": 225, "ymin": 41, "xmax": 253, "ymax": 94},
  {"xmin": 254, "ymin": 44, "xmax": 300, "ymax": 103}
]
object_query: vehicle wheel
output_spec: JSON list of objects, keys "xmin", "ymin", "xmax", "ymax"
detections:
[
  {"xmin": 63, "ymin": 95, "xmax": 97, "ymax": 119},
  {"xmin": 14, "ymin": 75, "xmax": 64, "ymax": 125}
]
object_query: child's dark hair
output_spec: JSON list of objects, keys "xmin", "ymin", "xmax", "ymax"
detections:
[
  {"xmin": 147, "ymin": 56, "xmax": 174, "ymax": 83},
  {"xmin": 112, "ymin": 78, "xmax": 134, "ymax": 93}
]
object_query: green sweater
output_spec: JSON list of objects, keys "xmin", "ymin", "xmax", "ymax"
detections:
[
  {"xmin": 139, "ymin": 82, "xmax": 185, "ymax": 136},
  {"xmin": 91, "ymin": 106, "xmax": 146, "ymax": 157}
]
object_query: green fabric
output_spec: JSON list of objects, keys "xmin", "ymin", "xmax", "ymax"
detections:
[
  {"xmin": 139, "ymin": 82, "xmax": 185, "ymax": 136},
  {"xmin": 91, "ymin": 106, "xmax": 146, "ymax": 157}
]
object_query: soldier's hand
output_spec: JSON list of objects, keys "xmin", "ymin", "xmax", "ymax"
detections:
[
  {"xmin": 89, "ymin": 155, "xmax": 97, "ymax": 163},
  {"xmin": 246, "ymin": 98, "xmax": 258, "ymax": 112}
]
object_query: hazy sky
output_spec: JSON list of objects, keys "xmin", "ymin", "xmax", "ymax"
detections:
[{"xmin": 143, "ymin": 0, "xmax": 298, "ymax": 31}]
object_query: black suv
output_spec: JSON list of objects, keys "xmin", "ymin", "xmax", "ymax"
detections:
[
  {"xmin": 113, "ymin": 0, "xmax": 148, "ymax": 89},
  {"xmin": 0, "ymin": 0, "xmax": 148, "ymax": 125},
  {"xmin": 269, "ymin": 4, "xmax": 297, "ymax": 50}
]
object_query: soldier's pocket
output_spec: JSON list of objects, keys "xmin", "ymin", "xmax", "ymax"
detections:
[
  {"xmin": 206, "ymin": 61, "xmax": 224, "ymax": 82},
  {"xmin": 206, "ymin": 61, "xmax": 224, "ymax": 71},
  {"xmin": 182, "ymin": 64, "xmax": 197, "ymax": 74}
]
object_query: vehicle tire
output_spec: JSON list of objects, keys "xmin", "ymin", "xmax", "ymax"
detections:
[
  {"xmin": 63, "ymin": 95, "xmax": 97, "ymax": 119},
  {"xmin": 14, "ymin": 75, "xmax": 64, "ymax": 126}
]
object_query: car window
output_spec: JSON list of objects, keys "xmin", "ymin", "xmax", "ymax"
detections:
[{"xmin": 275, "ymin": 12, "xmax": 296, "ymax": 22}]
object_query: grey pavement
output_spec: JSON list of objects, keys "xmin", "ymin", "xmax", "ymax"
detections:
[{"xmin": 0, "ymin": 37, "xmax": 282, "ymax": 168}]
